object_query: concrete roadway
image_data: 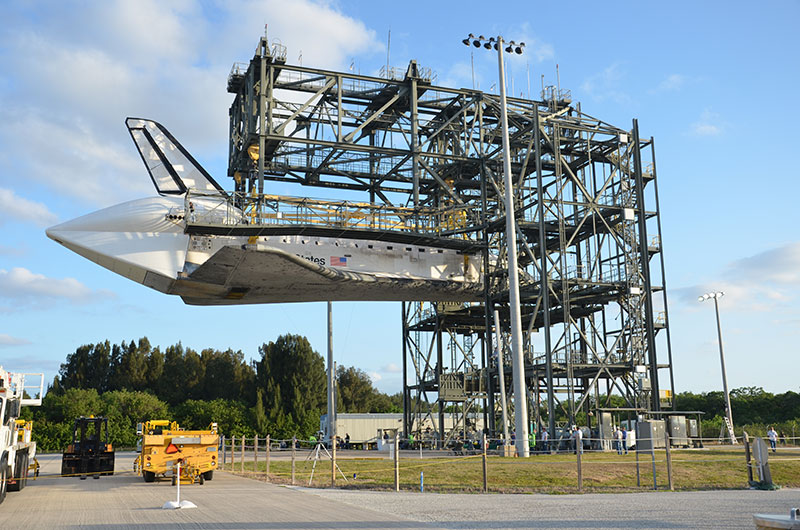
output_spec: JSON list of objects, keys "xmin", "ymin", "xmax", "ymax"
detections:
[
  {"xmin": 0, "ymin": 452, "xmax": 796, "ymax": 529},
  {"xmin": 0, "ymin": 452, "xmax": 442, "ymax": 530}
]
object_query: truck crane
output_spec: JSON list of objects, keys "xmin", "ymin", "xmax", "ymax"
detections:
[{"xmin": 0, "ymin": 366, "xmax": 44, "ymax": 504}]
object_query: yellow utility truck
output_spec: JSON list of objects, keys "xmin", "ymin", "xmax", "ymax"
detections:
[{"xmin": 136, "ymin": 420, "xmax": 219, "ymax": 485}]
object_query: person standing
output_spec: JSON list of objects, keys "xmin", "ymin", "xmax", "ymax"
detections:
[
  {"xmin": 572, "ymin": 426, "xmax": 583, "ymax": 454},
  {"xmin": 615, "ymin": 426, "xmax": 623, "ymax": 455},
  {"xmin": 542, "ymin": 429, "xmax": 550, "ymax": 453},
  {"xmin": 767, "ymin": 426, "xmax": 778, "ymax": 452},
  {"xmin": 621, "ymin": 427, "xmax": 628, "ymax": 454}
]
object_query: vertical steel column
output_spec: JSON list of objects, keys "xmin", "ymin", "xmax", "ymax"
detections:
[
  {"xmin": 649, "ymin": 139, "xmax": 676, "ymax": 408},
  {"xmin": 493, "ymin": 309, "xmax": 510, "ymax": 444},
  {"xmin": 436, "ymin": 317, "xmax": 444, "ymax": 447},
  {"xmin": 632, "ymin": 120, "xmax": 660, "ymax": 411},
  {"xmin": 402, "ymin": 302, "xmax": 409, "ymax": 437},
  {"xmin": 410, "ymin": 77, "xmax": 420, "ymax": 212},
  {"xmin": 533, "ymin": 106, "xmax": 555, "ymax": 440},
  {"xmin": 258, "ymin": 41, "xmax": 268, "ymax": 196}
]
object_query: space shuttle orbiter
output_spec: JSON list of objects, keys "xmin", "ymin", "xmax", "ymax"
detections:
[{"xmin": 47, "ymin": 119, "xmax": 483, "ymax": 305}]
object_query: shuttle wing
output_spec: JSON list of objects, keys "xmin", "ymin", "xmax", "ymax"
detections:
[
  {"xmin": 174, "ymin": 245, "xmax": 483, "ymax": 304},
  {"xmin": 126, "ymin": 118, "xmax": 225, "ymax": 196}
]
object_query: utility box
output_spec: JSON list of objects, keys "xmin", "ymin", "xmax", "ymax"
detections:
[
  {"xmin": 687, "ymin": 418, "xmax": 699, "ymax": 438},
  {"xmin": 599, "ymin": 412, "xmax": 615, "ymax": 451},
  {"xmin": 668, "ymin": 416, "xmax": 689, "ymax": 447},
  {"xmin": 635, "ymin": 420, "xmax": 666, "ymax": 452},
  {"xmin": 686, "ymin": 418, "xmax": 703, "ymax": 447}
]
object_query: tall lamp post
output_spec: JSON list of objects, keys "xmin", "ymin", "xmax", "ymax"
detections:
[
  {"xmin": 463, "ymin": 34, "xmax": 529, "ymax": 457},
  {"xmin": 698, "ymin": 291, "xmax": 736, "ymax": 442}
]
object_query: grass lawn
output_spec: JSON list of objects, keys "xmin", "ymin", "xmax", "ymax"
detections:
[{"xmin": 227, "ymin": 445, "xmax": 800, "ymax": 494}]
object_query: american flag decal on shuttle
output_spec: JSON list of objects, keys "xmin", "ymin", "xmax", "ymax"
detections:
[{"xmin": 331, "ymin": 256, "xmax": 347, "ymax": 266}]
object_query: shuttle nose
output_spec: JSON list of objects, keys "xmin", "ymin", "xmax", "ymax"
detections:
[{"xmin": 46, "ymin": 197, "xmax": 189, "ymax": 284}]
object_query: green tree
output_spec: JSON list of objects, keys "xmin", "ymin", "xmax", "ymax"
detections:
[
  {"xmin": 256, "ymin": 334, "xmax": 326, "ymax": 438},
  {"xmin": 58, "ymin": 344, "xmax": 92, "ymax": 389},
  {"xmin": 113, "ymin": 338, "xmax": 150, "ymax": 391},
  {"xmin": 157, "ymin": 343, "xmax": 186, "ymax": 404},
  {"xmin": 253, "ymin": 388, "xmax": 268, "ymax": 434},
  {"xmin": 33, "ymin": 388, "xmax": 104, "ymax": 451},
  {"xmin": 100, "ymin": 390, "xmax": 169, "ymax": 448},
  {"xmin": 173, "ymin": 399, "xmax": 254, "ymax": 437},
  {"xmin": 145, "ymin": 346, "xmax": 165, "ymax": 394},
  {"xmin": 336, "ymin": 366, "xmax": 375, "ymax": 412}
]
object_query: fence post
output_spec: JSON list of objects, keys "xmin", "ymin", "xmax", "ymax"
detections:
[
  {"xmin": 231, "ymin": 435, "xmax": 236, "ymax": 472},
  {"xmin": 331, "ymin": 434, "xmax": 337, "ymax": 486},
  {"xmin": 650, "ymin": 436, "xmax": 657, "ymax": 490},
  {"xmin": 482, "ymin": 433, "xmax": 488, "ymax": 493},
  {"xmin": 635, "ymin": 443, "xmax": 640, "ymax": 487},
  {"xmin": 221, "ymin": 435, "xmax": 226, "ymax": 470},
  {"xmin": 266, "ymin": 434, "xmax": 271, "ymax": 481},
  {"xmin": 291, "ymin": 436, "xmax": 296, "ymax": 485},
  {"xmin": 394, "ymin": 431, "xmax": 400, "ymax": 492},
  {"xmin": 744, "ymin": 431, "xmax": 753, "ymax": 483},
  {"xmin": 254, "ymin": 434, "xmax": 259, "ymax": 474},
  {"xmin": 241, "ymin": 436, "xmax": 246, "ymax": 473},
  {"xmin": 665, "ymin": 429, "xmax": 673, "ymax": 491},
  {"xmin": 577, "ymin": 447, "xmax": 583, "ymax": 493}
]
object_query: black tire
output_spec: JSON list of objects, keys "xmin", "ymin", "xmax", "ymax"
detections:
[
  {"xmin": 202, "ymin": 470, "xmax": 214, "ymax": 481},
  {"xmin": 7, "ymin": 451, "xmax": 26, "ymax": 492},
  {"xmin": 171, "ymin": 475, "xmax": 177, "ymax": 486},
  {"xmin": 17, "ymin": 452, "xmax": 27, "ymax": 490},
  {"xmin": 8, "ymin": 454, "xmax": 20, "ymax": 492},
  {"xmin": 143, "ymin": 471, "xmax": 156, "ymax": 483},
  {"xmin": 199, "ymin": 474, "xmax": 205, "ymax": 485},
  {"xmin": 0, "ymin": 454, "xmax": 8, "ymax": 504}
]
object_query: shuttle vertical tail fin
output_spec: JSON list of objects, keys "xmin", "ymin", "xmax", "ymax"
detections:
[{"xmin": 126, "ymin": 118, "xmax": 224, "ymax": 196}]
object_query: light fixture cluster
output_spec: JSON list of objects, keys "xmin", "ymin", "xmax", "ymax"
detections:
[
  {"xmin": 462, "ymin": 34, "xmax": 525, "ymax": 54},
  {"xmin": 698, "ymin": 291, "xmax": 724, "ymax": 302}
]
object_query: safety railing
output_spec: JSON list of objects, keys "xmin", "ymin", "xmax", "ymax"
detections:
[{"xmin": 185, "ymin": 189, "xmax": 481, "ymax": 241}]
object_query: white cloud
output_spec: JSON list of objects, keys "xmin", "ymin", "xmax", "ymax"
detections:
[
  {"xmin": 0, "ymin": 1, "xmax": 381, "ymax": 208},
  {"xmin": 690, "ymin": 109, "xmax": 725, "ymax": 136},
  {"xmin": 0, "ymin": 112, "xmax": 149, "ymax": 206},
  {"xmin": 0, "ymin": 267, "xmax": 115, "ymax": 305},
  {"xmin": 672, "ymin": 242, "xmax": 800, "ymax": 311},
  {"xmin": 580, "ymin": 63, "xmax": 631, "ymax": 104},
  {"xmin": 0, "ymin": 245, "xmax": 27, "ymax": 257},
  {"xmin": 0, "ymin": 188, "xmax": 58, "ymax": 227},
  {"xmin": 652, "ymin": 73, "xmax": 686, "ymax": 93},
  {"xmin": 216, "ymin": 0, "xmax": 380, "ymax": 72},
  {"xmin": 382, "ymin": 363, "xmax": 401, "ymax": 373},
  {"xmin": 725, "ymin": 242, "xmax": 800, "ymax": 285},
  {"xmin": 368, "ymin": 371, "xmax": 382, "ymax": 383},
  {"xmin": 0, "ymin": 334, "xmax": 31, "ymax": 346}
]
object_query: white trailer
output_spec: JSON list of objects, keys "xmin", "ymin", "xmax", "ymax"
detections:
[
  {"xmin": 0, "ymin": 366, "xmax": 44, "ymax": 504},
  {"xmin": 320, "ymin": 413, "xmax": 485, "ymax": 449}
]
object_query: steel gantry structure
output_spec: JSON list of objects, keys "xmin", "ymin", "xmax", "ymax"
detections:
[{"xmin": 226, "ymin": 32, "xmax": 674, "ymax": 447}]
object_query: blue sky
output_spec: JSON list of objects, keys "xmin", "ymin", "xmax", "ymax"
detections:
[{"xmin": 1, "ymin": 0, "xmax": 799, "ymax": 396}]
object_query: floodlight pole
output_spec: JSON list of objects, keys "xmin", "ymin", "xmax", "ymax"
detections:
[
  {"xmin": 496, "ymin": 38, "xmax": 529, "ymax": 458},
  {"xmin": 463, "ymin": 33, "xmax": 528, "ymax": 457},
  {"xmin": 711, "ymin": 294, "xmax": 734, "ymax": 437},
  {"xmin": 700, "ymin": 292, "xmax": 734, "ymax": 440},
  {"xmin": 327, "ymin": 301, "xmax": 335, "ymax": 446}
]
